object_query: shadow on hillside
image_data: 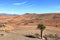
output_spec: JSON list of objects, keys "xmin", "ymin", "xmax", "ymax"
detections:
[
  {"xmin": 24, "ymin": 33, "xmax": 60, "ymax": 40},
  {"xmin": 24, "ymin": 33, "xmax": 40, "ymax": 39},
  {"xmin": 24, "ymin": 35, "xmax": 36, "ymax": 38}
]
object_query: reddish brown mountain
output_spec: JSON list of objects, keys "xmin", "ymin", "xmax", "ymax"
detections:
[{"xmin": 0, "ymin": 13, "xmax": 60, "ymax": 30}]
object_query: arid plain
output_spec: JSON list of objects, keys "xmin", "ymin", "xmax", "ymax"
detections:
[{"xmin": 0, "ymin": 13, "xmax": 60, "ymax": 40}]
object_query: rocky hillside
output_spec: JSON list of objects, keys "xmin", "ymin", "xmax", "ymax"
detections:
[{"xmin": 0, "ymin": 13, "xmax": 60, "ymax": 30}]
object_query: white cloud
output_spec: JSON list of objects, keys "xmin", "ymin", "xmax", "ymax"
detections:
[{"xmin": 13, "ymin": 2, "xmax": 27, "ymax": 5}]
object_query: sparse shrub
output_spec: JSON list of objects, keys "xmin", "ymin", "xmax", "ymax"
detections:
[
  {"xmin": 24, "ymin": 22, "xmax": 28, "ymax": 25},
  {"xmin": 54, "ymin": 33, "xmax": 58, "ymax": 38},
  {"xmin": 34, "ymin": 33, "xmax": 40, "ymax": 39},
  {"xmin": 44, "ymin": 34, "xmax": 60, "ymax": 40},
  {"xmin": 28, "ymin": 20, "xmax": 34, "ymax": 23},
  {"xmin": 54, "ymin": 33, "xmax": 59, "ymax": 40},
  {"xmin": 0, "ymin": 23, "xmax": 5, "ymax": 28},
  {"xmin": 5, "ymin": 30, "xmax": 10, "ymax": 33},
  {"xmin": 21, "ymin": 20, "xmax": 28, "ymax": 25},
  {"xmin": 44, "ymin": 36, "xmax": 48, "ymax": 40},
  {"xmin": 0, "ymin": 34, "xmax": 4, "ymax": 36},
  {"xmin": 56, "ymin": 25, "xmax": 58, "ymax": 27},
  {"xmin": 52, "ymin": 15, "xmax": 57, "ymax": 20},
  {"xmin": 47, "ymin": 34, "xmax": 55, "ymax": 38},
  {"xmin": 8, "ymin": 20, "xmax": 15, "ymax": 23}
]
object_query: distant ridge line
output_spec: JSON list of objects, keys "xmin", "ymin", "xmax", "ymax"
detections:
[{"xmin": 0, "ymin": 13, "xmax": 20, "ymax": 16}]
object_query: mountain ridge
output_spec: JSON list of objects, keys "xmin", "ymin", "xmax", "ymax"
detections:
[
  {"xmin": 0, "ymin": 13, "xmax": 20, "ymax": 16},
  {"xmin": 0, "ymin": 13, "xmax": 60, "ymax": 30}
]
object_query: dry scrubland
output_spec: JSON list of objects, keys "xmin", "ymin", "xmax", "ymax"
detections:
[{"xmin": 0, "ymin": 13, "xmax": 60, "ymax": 40}]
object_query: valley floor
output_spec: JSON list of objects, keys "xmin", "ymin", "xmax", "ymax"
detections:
[{"xmin": 0, "ymin": 26, "xmax": 60, "ymax": 40}]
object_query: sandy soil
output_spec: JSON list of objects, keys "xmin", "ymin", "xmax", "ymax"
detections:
[{"xmin": 0, "ymin": 26, "xmax": 60, "ymax": 40}]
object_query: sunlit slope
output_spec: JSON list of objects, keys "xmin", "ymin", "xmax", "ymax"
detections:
[{"xmin": 0, "ymin": 13, "xmax": 60, "ymax": 30}]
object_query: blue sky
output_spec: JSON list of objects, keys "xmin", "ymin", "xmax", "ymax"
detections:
[{"xmin": 0, "ymin": 0, "xmax": 60, "ymax": 14}]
